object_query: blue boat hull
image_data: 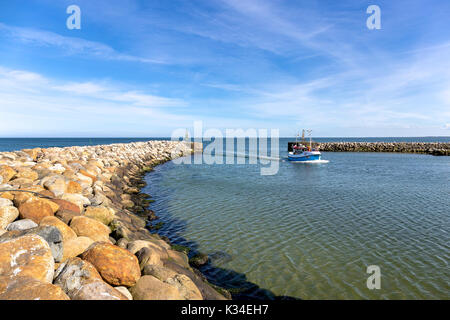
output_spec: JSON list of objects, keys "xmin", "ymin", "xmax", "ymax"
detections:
[{"xmin": 288, "ymin": 154, "xmax": 321, "ymax": 161}]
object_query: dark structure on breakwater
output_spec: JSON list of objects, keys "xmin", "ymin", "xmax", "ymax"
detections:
[{"xmin": 288, "ymin": 142, "xmax": 450, "ymax": 156}]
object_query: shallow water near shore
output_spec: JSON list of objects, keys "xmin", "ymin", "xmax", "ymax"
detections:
[{"xmin": 145, "ymin": 138, "xmax": 450, "ymax": 299}]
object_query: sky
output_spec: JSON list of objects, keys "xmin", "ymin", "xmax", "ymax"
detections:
[{"xmin": 0, "ymin": 0, "xmax": 449, "ymax": 137}]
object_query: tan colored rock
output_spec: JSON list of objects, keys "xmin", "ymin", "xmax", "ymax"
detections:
[
  {"xmin": 61, "ymin": 193, "xmax": 90, "ymax": 212},
  {"xmin": 22, "ymin": 148, "xmax": 41, "ymax": 161},
  {"xmin": 0, "ymin": 276, "xmax": 70, "ymax": 300},
  {"xmin": 44, "ymin": 177, "xmax": 66, "ymax": 197},
  {"xmin": 129, "ymin": 275, "xmax": 183, "ymax": 300},
  {"xmin": 0, "ymin": 206, "xmax": 19, "ymax": 229},
  {"xmin": 0, "ymin": 165, "xmax": 16, "ymax": 182},
  {"xmin": 84, "ymin": 206, "xmax": 115, "ymax": 225},
  {"xmin": 81, "ymin": 242, "xmax": 141, "ymax": 287},
  {"xmin": 166, "ymin": 274, "xmax": 203, "ymax": 300},
  {"xmin": 0, "ymin": 191, "xmax": 14, "ymax": 200},
  {"xmin": 127, "ymin": 240, "xmax": 169, "ymax": 259},
  {"xmin": 28, "ymin": 197, "xmax": 59, "ymax": 214},
  {"xmin": 18, "ymin": 199, "xmax": 54, "ymax": 224},
  {"xmin": 15, "ymin": 168, "xmax": 38, "ymax": 181},
  {"xmin": 166, "ymin": 250, "xmax": 190, "ymax": 268},
  {"xmin": 114, "ymin": 286, "xmax": 133, "ymax": 300},
  {"xmin": 135, "ymin": 247, "xmax": 162, "ymax": 270},
  {"xmin": 62, "ymin": 236, "xmax": 94, "ymax": 261},
  {"xmin": 70, "ymin": 216, "xmax": 111, "ymax": 242},
  {"xmin": 79, "ymin": 169, "xmax": 97, "ymax": 183},
  {"xmin": 0, "ymin": 234, "xmax": 54, "ymax": 283},
  {"xmin": 40, "ymin": 216, "xmax": 77, "ymax": 241},
  {"xmin": 66, "ymin": 180, "xmax": 82, "ymax": 194}
]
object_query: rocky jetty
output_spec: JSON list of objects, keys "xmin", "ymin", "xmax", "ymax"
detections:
[
  {"xmin": 316, "ymin": 142, "xmax": 450, "ymax": 156},
  {"xmin": 0, "ymin": 140, "xmax": 227, "ymax": 300}
]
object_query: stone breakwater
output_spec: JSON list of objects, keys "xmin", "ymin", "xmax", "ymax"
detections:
[
  {"xmin": 316, "ymin": 142, "xmax": 450, "ymax": 156},
  {"xmin": 0, "ymin": 140, "xmax": 228, "ymax": 300}
]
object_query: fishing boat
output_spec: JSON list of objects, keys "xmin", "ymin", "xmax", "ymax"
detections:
[{"xmin": 288, "ymin": 130, "xmax": 328, "ymax": 163}]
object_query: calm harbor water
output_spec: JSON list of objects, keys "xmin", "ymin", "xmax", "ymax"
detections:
[
  {"xmin": 1, "ymin": 137, "xmax": 449, "ymax": 299},
  {"xmin": 144, "ymin": 137, "xmax": 450, "ymax": 299}
]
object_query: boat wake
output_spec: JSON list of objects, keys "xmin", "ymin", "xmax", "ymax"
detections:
[{"xmin": 288, "ymin": 159, "xmax": 330, "ymax": 164}]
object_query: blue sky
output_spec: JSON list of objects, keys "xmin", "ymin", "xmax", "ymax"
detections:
[{"xmin": 0, "ymin": 0, "xmax": 449, "ymax": 137}]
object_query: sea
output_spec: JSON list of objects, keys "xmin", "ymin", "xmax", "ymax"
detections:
[{"xmin": 1, "ymin": 137, "xmax": 449, "ymax": 299}]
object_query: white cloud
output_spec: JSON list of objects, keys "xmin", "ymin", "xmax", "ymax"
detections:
[{"xmin": 0, "ymin": 23, "xmax": 166, "ymax": 64}]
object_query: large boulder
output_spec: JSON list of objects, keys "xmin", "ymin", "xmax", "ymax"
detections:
[
  {"xmin": 84, "ymin": 206, "xmax": 115, "ymax": 225},
  {"xmin": 0, "ymin": 205, "xmax": 19, "ymax": 229},
  {"xmin": 6, "ymin": 219, "xmax": 38, "ymax": 231},
  {"xmin": 70, "ymin": 216, "xmax": 111, "ymax": 242},
  {"xmin": 81, "ymin": 242, "xmax": 141, "ymax": 287},
  {"xmin": 40, "ymin": 216, "xmax": 77, "ymax": 242},
  {"xmin": 129, "ymin": 275, "xmax": 183, "ymax": 300},
  {"xmin": 0, "ymin": 226, "xmax": 64, "ymax": 262},
  {"xmin": 62, "ymin": 236, "xmax": 94, "ymax": 261},
  {"xmin": 0, "ymin": 276, "xmax": 70, "ymax": 300},
  {"xmin": 0, "ymin": 234, "xmax": 55, "ymax": 282},
  {"xmin": 53, "ymin": 257, "xmax": 127, "ymax": 300},
  {"xmin": 15, "ymin": 168, "xmax": 38, "ymax": 181},
  {"xmin": 18, "ymin": 199, "xmax": 54, "ymax": 224}
]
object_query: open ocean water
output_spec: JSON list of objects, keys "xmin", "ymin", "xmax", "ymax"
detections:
[{"xmin": 1, "ymin": 137, "xmax": 449, "ymax": 299}]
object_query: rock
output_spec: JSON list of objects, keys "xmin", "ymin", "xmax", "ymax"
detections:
[
  {"xmin": 114, "ymin": 286, "xmax": 133, "ymax": 300},
  {"xmin": 167, "ymin": 249, "xmax": 190, "ymax": 268},
  {"xmin": 84, "ymin": 206, "xmax": 115, "ymax": 225},
  {"xmin": 116, "ymin": 238, "xmax": 128, "ymax": 249},
  {"xmin": 0, "ymin": 276, "xmax": 70, "ymax": 300},
  {"xmin": 55, "ymin": 209, "xmax": 82, "ymax": 224},
  {"xmin": 135, "ymin": 247, "xmax": 162, "ymax": 270},
  {"xmin": 0, "ymin": 234, "xmax": 55, "ymax": 282},
  {"xmin": 163, "ymin": 260, "xmax": 228, "ymax": 300},
  {"xmin": 0, "ymin": 206, "xmax": 19, "ymax": 229},
  {"xmin": 129, "ymin": 275, "xmax": 183, "ymax": 300},
  {"xmin": 0, "ymin": 165, "xmax": 17, "ymax": 182},
  {"xmin": 66, "ymin": 181, "xmax": 82, "ymax": 194},
  {"xmin": 72, "ymin": 281, "xmax": 128, "ymax": 300},
  {"xmin": 0, "ymin": 198, "xmax": 13, "ymax": 207},
  {"xmin": 51, "ymin": 199, "xmax": 81, "ymax": 214},
  {"xmin": 43, "ymin": 177, "xmax": 66, "ymax": 197},
  {"xmin": 0, "ymin": 226, "xmax": 64, "ymax": 262},
  {"xmin": 53, "ymin": 257, "xmax": 126, "ymax": 300},
  {"xmin": 189, "ymin": 252, "xmax": 209, "ymax": 268},
  {"xmin": 142, "ymin": 264, "xmax": 177, "ymax": 280},
  {"xmin": 166, "ymin": 274, "xmax": 203, "ymax": 300},
  {"xmin": 37, "ymin": 198, "xmax": 60, "ymax": 213},
  {"xmin": 40, "ymin": 216, "xmax": 77, "ymax": 241},
  {"xmin": 81, "ymin": 242, "xmax": 141, "ymax": 287},
  {"xmin": 127, "ymin": 239, "xmax": 169, "ymax": 259},
  {"xmin": 62, "ymin": 236, "xmax": 94, "ymax": 261},
  {"xmin": 70, "ymin": 216, "xmax": 111, "ymax": 242},
  {"xmin": 18, "ymin": 199, "xmax": 54, "ymax": 224},
  {"xmin": 61, "ymin": 193, "xmax": 90, "ymax": 212},
  {"xmin": 6, "ymin": 219, "xmax": 38, "ymax": 231},
  {"xmin": 15, "ymin": 168, "xmax": 38, "ymax": 181}
]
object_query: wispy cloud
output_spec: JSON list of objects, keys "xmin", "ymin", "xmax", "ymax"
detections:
[{"xmin": 0, "ymin": 22, "xmax": 166, "ymax": 64}]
